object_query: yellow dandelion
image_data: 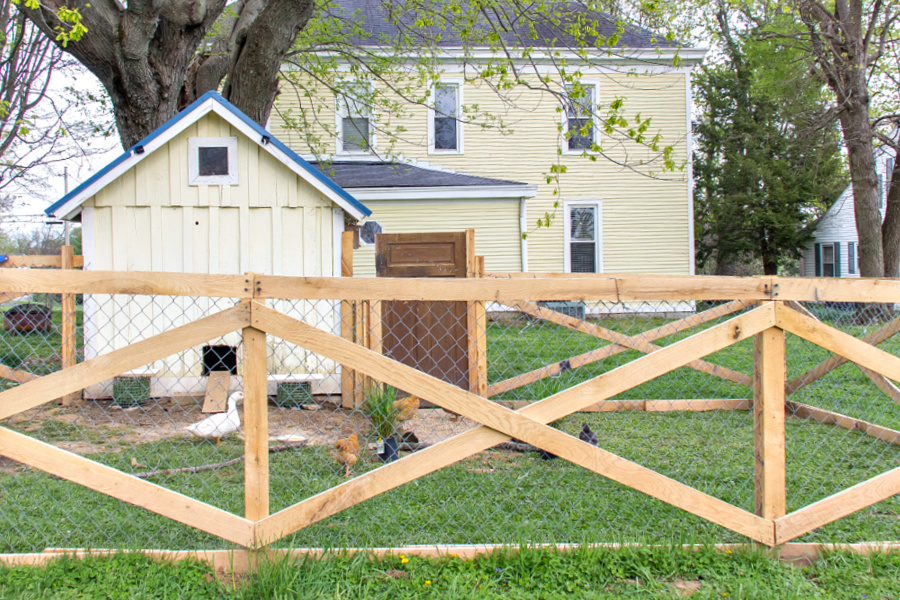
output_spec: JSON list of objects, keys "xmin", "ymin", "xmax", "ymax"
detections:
[
  {"xmin": 450, "ymin": 553, "xmax": 459, "ymax": 559},
  {"xmin": 725, "ymin": 549, "xmax": 733, "ymax": 554},
  {"xmin": 424, "ymin": 580, "xmax": 432, "ymax": 586},
  {"xmin": 401, "ymin": 557, "xmax": 410, "ymax": 564}
]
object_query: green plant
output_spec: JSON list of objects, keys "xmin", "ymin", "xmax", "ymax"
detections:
[{"xmin": 364, "ymin": 384, "xmax": 399, "ymax": 439}]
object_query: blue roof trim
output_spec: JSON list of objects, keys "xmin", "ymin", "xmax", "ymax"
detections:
[{"xmin": 46, "ymin": 91, "xmax": 370, "ymax": 218}]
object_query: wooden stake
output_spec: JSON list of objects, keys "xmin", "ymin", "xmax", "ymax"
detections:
[
  {"xmin": 242, "ymin": 321, "xmax": 269, "ymax": 524},
  {"xmin": 60, "ymin": 246, "xmax": 78, "ymax": 405},
  {"xmin": 468, "ymin": 256, "xmax": 487, "ymax": 396},
  {"xmin": 753, "ymin": 323, "xmax": 786, "ymax": 530},
  {"xmin": 340, "ymin": 231, "xmax": 357, "ymax": 408}
]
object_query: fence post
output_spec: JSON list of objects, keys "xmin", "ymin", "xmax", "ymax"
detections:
[
  {"xmin": 753, "ymin": 302, "xmax": 786, "ymax": 538},
  {"xmin": 59, "ymin": 246, "xmax": 78, "ymax": 406},
  {"xmin": 340, "ymin": 231, "xmax": 361, "ymax": 408},
  {"xmin": 468, "ymin": 255, "xmax": 487, "ymax": 396},
  {"xmin": 243, "ymin": 308, "xmax": 269, "ymax": 525}
]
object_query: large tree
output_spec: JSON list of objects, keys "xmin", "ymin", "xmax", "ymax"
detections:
[{"xmin": 694, "ymin": 6, "xmax": 845, "ymax": 275}]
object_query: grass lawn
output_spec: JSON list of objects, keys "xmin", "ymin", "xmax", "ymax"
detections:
[
  {"xmin": 0, "ymin": 301, "xmax": 899, "ymax": 552},
  {"xmin": 2, "ymin": 546, "xmax": 900, "ymax": 599}
]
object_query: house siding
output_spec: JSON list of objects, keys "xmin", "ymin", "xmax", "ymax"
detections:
[
  {"xmin": 273, "ymin": 69, "xmax": 693, "ymax": 275},
  {"xmin": 353, "ymin": 199, "xmax": 522, "ymax": 276}
]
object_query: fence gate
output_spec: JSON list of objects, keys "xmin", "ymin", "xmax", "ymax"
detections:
[{"xmin": 375, "ymin": 231, "xmax": 477, "ymax": 397}]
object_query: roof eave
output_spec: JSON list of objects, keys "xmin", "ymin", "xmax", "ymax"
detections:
[{"xmin": 349, "ymin": 184, "xmax": 538, "ymax": 202}]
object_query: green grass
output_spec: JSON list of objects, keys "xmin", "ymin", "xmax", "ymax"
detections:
[
  {"xmin": 1, "ymin": 305, "xmax": 900, "ymax": 552},
  {"xmin": 1, "ymin": 546, "xmax": 900, "ymax": 599}
]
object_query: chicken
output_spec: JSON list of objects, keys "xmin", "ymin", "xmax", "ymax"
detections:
[
  {"xmin": 333, "ymin": 433, "xmax": 360, "ymax": 478},
  {"xmin": 579, "ymin": 423, "xmax": 598, "ymax": 446},
  {"xmin": 393, "ymin": 394, "xmax": 419, "ymax": 424},
  {"xmin": 185, "ymin": 391, "xmax": 242, "ymax": 446}
]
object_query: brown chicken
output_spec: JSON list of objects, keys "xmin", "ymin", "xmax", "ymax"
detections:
[
  {"xmin": 393, "ymin": 395, "xmax": 420, "ymax": 424},
  {"xmin": 333, "ymin": 433, "xmax": 360, "ymax": 478}
]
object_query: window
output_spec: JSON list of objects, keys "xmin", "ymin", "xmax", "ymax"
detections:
[
  {"xmin": 564, "ymin": 83, "xmax": 597, "ymax": 153},
  {"xmin": 429, "ymin": 81, "xmax": 462, "ymax": 153},
  {"xmin": 336, "ymin": 83, "xmax": 373, "ymax": 153},
  {"xmin": 188, "ymin": 137, "xmax": 238, "ymax": 186},
  {"xmin": 848, "ymin": 242, "xmax": 856, "ymax": 275},
  {"xmin": 815, "ymin": 242, "xmax": 841, "ymax": 277},
  {"xmin": 564, "ymin": 201, "xmax": 602, "ymax": 273}
]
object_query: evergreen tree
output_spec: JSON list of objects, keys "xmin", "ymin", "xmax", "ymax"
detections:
[{"xmin": 694, "ymin": 13, "xmax": 846, "ymax": 275}]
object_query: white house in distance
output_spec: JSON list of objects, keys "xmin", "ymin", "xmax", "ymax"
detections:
[
  {"xmin": 802, "ymin": 146, "xmax": 896, "ymax": 278},
  {"xmin": 45, "ymin": 91, "xmax": 372, "ymax": 396}
]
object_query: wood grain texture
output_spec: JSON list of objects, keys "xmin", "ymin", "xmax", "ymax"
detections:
[
  {"xmin": 0, "ymin": 364, "xmax": 39, "ymax": 383},
  {"xmin": 776, "ymin": 466, "xmax": 900, "ymax": 543},
  {"xmin": 0, "ymin": 305, "xmax": 251, "ymax": 421},
  {"xmin": 243, "ymin": 324, "xmax": 269, "ymax": 523},
  {"xmin": 786, "ymin": 401, "xmax": 900, "ymax": 446},
  {"xmin": 60, "ymin": 246, "xmax": 79, "ymax": 405},
  {"xmin": 775, "ymin": 304, "xmax": 900, "ymax": 383},
  {"xmin": 0, "ymin": 427, "xmax": 253, "ymax": 546},
  {"xmin": 468, "ymin": 256, "xmax": 487, "ymax": 396},
  {"xmin": 0, "ymin": 255, "xmax": 84, "ymax": 268},
  {"xmin": 201, "ymin": 371, "xmax": 231, "ymax": 413},
  {"xmin": 753, "ymin": 326, "xmax": 786, "ymax": 525},
  {"xmin": 0, "ymin": 270, "xmax": 249, "ymax": 297},
  {"xmin": 251, "ymin": 303, "xmax": 776, "ymax": 546}
]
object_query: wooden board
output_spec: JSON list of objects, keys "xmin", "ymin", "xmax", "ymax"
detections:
[
  {"xmin": 0, "ymin": 427, "xmax": 253, "ymax": 546},
  {"xmin": 0, "ymin": 255, "xmax": 84, "ymax": 268},
  {"xmin": 0, "ymin": 270, "xmax": 249, "ymax": 297},
  {"xmin": 59, "ymin": 246, "xmax": 78, "ymax": 405},
  {"xmin": 201, "ymin": 371, "xmax": 231, "ymax": 413},
  {"xmin": 786, "ymin": 401, "xmax": 900, "ymax": 446},
  {"xmin": 0, "ymin": 304, "xmax": 251, "ymax": 421},
  {"xmin": 243, "ymin": 324, "xmax": 269, "ymax": 524},
  {"xmin": 251, "ymin": 302, "xmax": 776, "ymax": 546},
  {"xmin": 753, "ymin": 326, "xmax": 786, "ymax": 523}
]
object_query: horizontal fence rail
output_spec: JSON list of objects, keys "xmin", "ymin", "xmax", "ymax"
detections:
[{"xmin": 0, "ymin": 269, "xmax": 898, "ymax": 558}]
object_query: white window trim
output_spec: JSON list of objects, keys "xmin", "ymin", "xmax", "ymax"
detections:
[
  {"xmin": 335, "ymin": 82, "xmax": 375, "ymax": 155},
  {"xmin": 427, "ymin": 78, "xmax": 464, "ymax": 155},
  {"xmin": 188, "ymin": 137, "xmax": 239, "ymax": 186},
  {"xmin": 560, "ymin": 80, "xmax": 600, "ymax": 155},
  {"xmin": 563, "ymin": 199, "xmax": 603, "ymax": 273}
]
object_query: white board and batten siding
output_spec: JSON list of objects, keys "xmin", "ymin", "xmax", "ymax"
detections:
[{"xmin": 81, "ymin": 112, "xmax": 344, "ymax": 394}]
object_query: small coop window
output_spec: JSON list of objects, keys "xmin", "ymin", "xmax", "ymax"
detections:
[{"xmin": 188, "ymin": 137, "xmax": 238, "ymax": 185}]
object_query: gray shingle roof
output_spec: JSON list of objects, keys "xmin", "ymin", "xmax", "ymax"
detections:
[
  {"xmin": 319, "ymin": 0, "xmax": 679, "ymax": 49},
  {"xmin": 311, "ymin": 161, "xmax": 529, "ymax": 188}
]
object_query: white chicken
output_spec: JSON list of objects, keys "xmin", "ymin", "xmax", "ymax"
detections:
[{"xmin": 185, "ymin": 391, "xmax": 242, "ymax": 446}]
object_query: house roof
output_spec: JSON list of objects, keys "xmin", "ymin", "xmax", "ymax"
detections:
[
  {"xmin": 312, "ymin": 161, "xmax": 527, "ymax": 188},
  {"xmin": 321, "ymin": 0, "xmax": 681, "ymax": 50},
  {"xmin": 45, "ymin": 91, "xmax": 372, "ymax": 221}
]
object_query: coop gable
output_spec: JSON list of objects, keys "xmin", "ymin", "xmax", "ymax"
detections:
[{"xmin": 46, "ymin": 91, "xmax": 370, "ymax": 221}]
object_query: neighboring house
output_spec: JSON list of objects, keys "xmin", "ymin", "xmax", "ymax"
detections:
[
  {"xmin": 44, "ymin": 91, "xmax": 372, "ymax": 395},
  {"xmin": 272, "ymin": 1, "xmax": 707, "ymax": 276},
  {"xmin": 802, "ymin": 146, "xmax": 896, "ymax": 278}
]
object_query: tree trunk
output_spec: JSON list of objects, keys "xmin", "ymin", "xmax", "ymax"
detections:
[
  {"xmin": 841, "ymin": 106, "xmax": 884, "ymax": 277},
  {"xmin": 882, "ymin": 153, "xmax": 900, "ymax": 278}
]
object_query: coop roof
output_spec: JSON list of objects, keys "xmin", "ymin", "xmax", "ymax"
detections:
[{"xmin": 45, "ymin": 91, "xmax": 371, "ymax": 221}]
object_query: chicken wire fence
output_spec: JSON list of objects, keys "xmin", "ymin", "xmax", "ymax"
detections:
[{"xmin": 0, "ymin": 290, "xmax": 899, "ymax": 552}]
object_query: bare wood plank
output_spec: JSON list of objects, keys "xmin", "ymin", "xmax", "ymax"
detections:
[
  {"xmin": 511, "ymin": 299, "xmax": 752, "ymax": 387},
  {"xmin": 468, "ymin": 256, "xmax": 487, "ymax": 396},
  {"xmin": 643, "ymin": 399, "xmax": 752, "ymax": 412},
  {"xmin": 0, "ymin": 364, "xmax": 39, "ymax": 383},
  {"xmin": 754, "ymin": 326, "xmax": 786, "ymax": 526},
  {"xmin": 60, "ymin": 246, "xmax": 78, "ymax": 406},
  {"xmin": 774, "ymin": 277, "xmax": 900, "ymax": 304},
  {"xmin": 0, "ymin": 255, "xmax": 84, "ymax": 268},
  {"xmin": 0, "ymin": 427, "xmax": 253, "ymax": 546},
  {"xmin": 786, "ymin": 401, "xmax": 900, "ymax": 446},
  {"xmin": 201, "ymin": 371, "xmax": 231, "ymax": 413},
  {"xmin": 775, "ymin": 303, "xmax": 900, "ymax": 384},
  {"xmin": 0, "ymin": 270, "xmax": 250, "ymax": 297},
  {"xmin": 340, "ymin": 231, "xmax": 356, "ymax": 409},
  {"xmin": 775, "ymin": 466, "xmax": 900, "ymax": 544},
  {"xmin": 0, "ymin": 304, "xmax": 251, "ymax": 421},
  {"xmin": 487, "ymin": 300, "xmax": 754, "ymax": 397},
  {"xmin": 581, "ymin": 400, "xmax": 647, "ymax": 412},
  {"xmin": 353, "ymin": 300, "xmax": 366, "ymax": 407},
  {"xmin": 859, "ymin": 366, "xmax": 900, "ymax": 404},
  {"xmin": 785, "ymin": 311, "xmax": 900, "ymax": 395},
  {"xmin": 252, "ymin": 303, "xmax": 776, "ymax": 545},
  {"xmin": 0, "ymin": 292, "xmax": 25, "ymax": 304},
  {"xmin": 242, "ymin": 324, "xmax": 269, "ymax": 523}
]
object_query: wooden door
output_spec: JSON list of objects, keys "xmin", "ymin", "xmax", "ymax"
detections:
[{"xmin": 376, "ymin": 232, "xmax": 473, "ymax": 392}]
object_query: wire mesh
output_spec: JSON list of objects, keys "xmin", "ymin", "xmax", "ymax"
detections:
[{"xmin": 0, "ymin": 289, "xmax": 898, "ymax": 553}]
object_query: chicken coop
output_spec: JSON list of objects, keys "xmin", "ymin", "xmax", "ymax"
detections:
[{"xmin": 44, "ymin": 91, "xmax": 371, "ymax": 398}]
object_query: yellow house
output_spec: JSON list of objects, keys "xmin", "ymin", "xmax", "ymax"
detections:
[
  {"xmin": 272, "ymin": 1, "xmax": 707, "ymax": 277},
  {"xmin": 45, "ymin": 91, "xmax": 371, "ymax": 396}
]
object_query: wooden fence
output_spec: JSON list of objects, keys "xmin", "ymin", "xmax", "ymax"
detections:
[{"xmin": 1, "ymin": 269, "xmax": 900, "ymax": 560}]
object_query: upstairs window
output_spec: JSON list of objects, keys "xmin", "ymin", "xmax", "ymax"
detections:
[
  {"xmin": 565, "ymin": 201, "xmax": 602, "ymax": 273},
  {"xmin": 188, "ymin": 137, "xmax": 238, "ymax": 185},
  {"xmin": 564, "ymin": 83, "xmax": 597, "ymax": 153},
  {"xmin": 430, "ymin": 81, "xmax": 462, "ymax": 153},
  {"xmin": 337, "ymin": 84, "xmax": 373, "ymax": 153}
]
